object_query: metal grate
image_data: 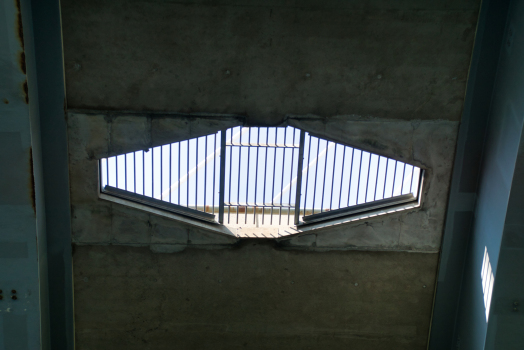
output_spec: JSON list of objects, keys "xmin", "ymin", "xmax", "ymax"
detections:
[
  {"xmin": 100, "ymin": 132, "xmax": 221, "ymax": 219},
  {"xmin": 223, "ymin": 126, "xmax": 301, "ymax": 226},
  {"xmin": 99, "ymin": 126, "xmax": 423, "ymax": 226},
  {"xmin": 300, "ymin": 132, "xmax": 421, "ymax": 217}
]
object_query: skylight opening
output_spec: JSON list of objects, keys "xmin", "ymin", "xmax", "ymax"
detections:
[
  {"xmin": 99, "ymin": 126, "xmax": 423, "ymax": 228},
  {"xmin": 299, "ymin": 133, "xmax": 421, "ymax": 223},
  {"xmin": 223, "ymin": 126, "xmax": 300, "ymax": 226},
  {"xmin": 481, "ymin": 247, "xmax": 495, "ymax": 322},
  {"xmin": 100, "ymin": 132, "xmax": 221, "ymax": 220}
]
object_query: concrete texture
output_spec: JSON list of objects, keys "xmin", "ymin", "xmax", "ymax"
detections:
[
  {"xmin": 73, "ymin": 244, "xmax": 438, "ymax": 350},
  {"xmin": 0, "ymin": 0, "xmax": 51, "ymax": 347},
  {"xmin": 60, "ymin": 0, "xmax": 482, "ymax": 348},
  {"xmin": 61, "ymin": 0, "xmax": 479, "ymax": 125},
  {"xmin": 455, "ymin": 1, "xmax": 524, "ymax": 348}
]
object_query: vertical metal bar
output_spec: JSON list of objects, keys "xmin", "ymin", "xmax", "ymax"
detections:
[
  {"xmin": 134, "ymin": 152, "xmax": 136, "ymax": 193},
  {"xmin": 187, "ymin": 140, "xmax": 189, "ymax": 207},
  {"xmin": 262, "ymin": 128, "xmax": 268, "ymax": 225},
  {"xmin": 142, "ymin": 151, "xmax": 145, "ymax": 196},
  {"xmin": 178, "ymin": 143, "xmax": 180, "ymax": 205},
  {"xmin": 160, "ymin": 147, "xmax": 163, "ymax": 200},
  {"xmin": 311, "ymin": 137, "xmax": 321, "ymax": 214},
  {"xmin": 106, "ymin": 158, "xmax": 109, "ymax": 188},
  {"xmin": 245, "ymin": 129, "xmax": 251, "ymax": 224},
  {"xmin": 364, "ymin": 153, "xmax": 372, "ymax": 203},
  {"xmin": 254, "ymin": 128, "xmax": 260, "ymax": 225},
  {"xmin": 237, "ymin": 132, "xmax": 242, "ymax": 224},
  {"xmin": 270, "ymin": 128, "xmax": 278, "ymax": 224},
  {"xmin": 116, "ymin": 156, "xmax": 118, "ymax": 189},
  {"xmin": 99, "ymin": 159, "xmax": 103, "ymax": 191},
  {"xmin": 204, "ymin": 136, "xmax": 207, "ymax": 212},
  {"xmin": 303, "ymin": 135, "xmax": 312, "ymax": 215},
  {"xmin": 374, "ymin": 156, "xmax": 381, "ymax": 201},
  {"xmin": 213, "ymin": 134, "xmax": 216, "ymax": 214},
  {"xmin": 169, "ymin": 145, "xmax": 172, "ymax": 203},
  {"xmin": 279, "ymin": 128, "xmax": 287, "ymax": 224},
  {"xmin": 125, "ymin": 154, "xmax": 128, "ymax": 191},
  {"xmin": 392, "ymin": 161, "xmax": 398, "ymax": 197},
  {"xmin": 218, "ymin": 130, "xmax": 227, "ymax": 224},
  {"xmin": 151, "ymin": 147, "xmax": 155, "ymax": 198},
  {"xmin": 355, "ymin": 151, "xmax": 363, "ymax": 205},
  {"xmin": 400, "ymin": 163, "xmax": 406, "ymax": 194},
  {"xmin": 294, "ymin": 130, "xmax": 305, "ymax": 225},
  {"xmin": 329, "ymin": 144, "xmax": 337, "ymax": 210},
  {"xmin": 338, "ymin": 146, "xmax": 346, "ymax": 209},
  {"xmin": 347, "ymin": 148, "xmax": 355, "ymax": 206},
  {"xmin": 288, "ymin": 129, "xmax": 296, "ymax": 224},
  {"xmin": 228, "ymin": 131, "xmax": 233, "ymax": 223},
  {"xmin": 320, "ymin": 141, "xmax": 329, "ymax": 212},
  {"xmin": 410, "ymin": 166, "xmax": 415, "ymax": 193},
  {"xmin": 195, "ymin": 138, "xmax": 198, "ymax": 210},
  {"xmin": 383, "ymin": 159, "xmax": 389, "ymax": 199},
  {"xmin": 152, "ymin": 148, "xmax": 154, "ymax": 198}
]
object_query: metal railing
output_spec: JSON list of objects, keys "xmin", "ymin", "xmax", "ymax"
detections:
[
  {"xmin": 299, "ymin": 133, "xmax": 421, "ymax": 220},
  {"xmin": 99, "ymin": 126, "xmax": 423, "ymax": 226},
  {"xmin": 222, "ymin": 126, "xmax": 301, "ymax": 226}
]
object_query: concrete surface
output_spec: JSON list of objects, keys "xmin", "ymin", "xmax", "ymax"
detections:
[
  {"xmin": 60, "ymin": 0, "xmax": 481, "ymax": 348},
  {"xmin": 73, "ymin": 243, "xmax": 438, "ymax": 350},
  {"xmin": 0, "ymin": 0, "xmax": 51, "ymax": 348},
  {"xmin": 61, "ymin": 0, "xmax": 479, "ymax": 125},
  {"xmin": 455, "ymin": 0, "xmax": 524, "ymax": 348}
]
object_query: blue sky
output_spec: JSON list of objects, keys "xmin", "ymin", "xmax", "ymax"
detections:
[{"xmin": 101, "ymin": 126, "xmax": 420, "ymax": 215}]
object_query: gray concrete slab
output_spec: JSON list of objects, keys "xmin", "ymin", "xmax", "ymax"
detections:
[
  {"xmin": 61, "ymin": 0, "xmax": 479, "ymax": 125},
  {"xmin": 73, "ymin": 244, "xmax": 438, "ymax": 350}
]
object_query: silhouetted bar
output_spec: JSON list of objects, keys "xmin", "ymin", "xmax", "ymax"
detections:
[
  {"xmin": 312, "ymin": 138, "xmax": 320, "ymax": 214},
  {"xmin": 338, "ymin": 146, "xmax": 346, "ymax": 208},
  {"xmin": 270, "ymin": 128, "xmax": 278, "ymax": 224},
  {"xmin": 103, "ymin": 185, "xmax": 216, "ymax": 223},
  {"xmin": 392, "ymin": 161, "xmax": 398, "ymax": 197},
  {"xmin": 303, "ymin": 135, "xmax": 312, "ymax": 217},
  {"xmin": 294, "ymin": 130, "xmax": 305, "ymax": 225},
  {"xmin": 218, "ymin": 130, "xmax": 226, "ymax": 224},
  {"xmin": 365, "ymin": 153, "xmax": 372, "ymax": 202},
  {"xmin": 374, "ymin": 156, "xmax": 381, "ymax": 201},
  {"xmin": 356, "ymin": 151, "xmax": 363, "ymax": 205},
  {"xmin": 320, "ymin": 141, "xmax": 329, "ymax": 213},
  {"xmin": 347, "ymin": 148, "xmax": 355, "ymax": 207},
  {"xmin": 302, "ymin": 193, "xmax": 416, "ymax": 225}
]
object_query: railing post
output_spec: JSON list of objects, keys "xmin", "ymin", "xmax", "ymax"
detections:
[
  {"xmin": 218, "ymin": 130, "xmax": 227, "ymax": 224},
  {"xmin": 294, "ymin": 130, "xmax": 305, "ymax": 225}
]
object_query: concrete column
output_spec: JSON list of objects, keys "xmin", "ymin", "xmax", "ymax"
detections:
[{"xmin": 0, "ymin": 0, "xmax": 49, "ymax": 348}]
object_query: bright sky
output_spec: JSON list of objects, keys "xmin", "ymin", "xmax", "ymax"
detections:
[{"xmin": 100, "ymin": 126, "xmax": 421, "ymax": 214}]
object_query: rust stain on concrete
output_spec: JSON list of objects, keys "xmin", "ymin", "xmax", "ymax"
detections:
[
  {"xmin": 22, "ymin": 80, "xmax": 28, "ymax": 104},
  {"xmin": 15, "ymin": 0, "xmax": 26, "ymax": 75},
  {"xmin": 19, "ymin": 51, "xmax": 26, "ymax": 75},
  {"xmin": 15, "ymin": 0, "xmax": 24, "ymax": 49}
]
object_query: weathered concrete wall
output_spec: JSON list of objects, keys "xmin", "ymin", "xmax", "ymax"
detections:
[
  {"xmin": 0, "ymin": 0, "xmax": 48, "ymax": 347},
  {"xmin": 61, "ymin": 0, "xmax": 479, "ymax": 125},
  {"xmin": 74, "ymin": 243, "xmax": 437, "ymax": 350},
  {"xmin": 61, "ymin": 0, "xmax": 479, "ymax": 348},
  {"xmin": 455, "ymin": 0, "xmax": 524, "ymax": 348},
  {"xmin": 68, "ymin": 111, "xmax": 457, "ymax": 251}
]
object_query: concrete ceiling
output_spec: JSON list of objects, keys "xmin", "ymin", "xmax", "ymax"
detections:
[
  {"xmin": 60, "ymin": 0, "xmax": 481, "ymax": 348},
  {"xmin": 61, "ymin": 0, "xmax": 478, "ymax": 125}
]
